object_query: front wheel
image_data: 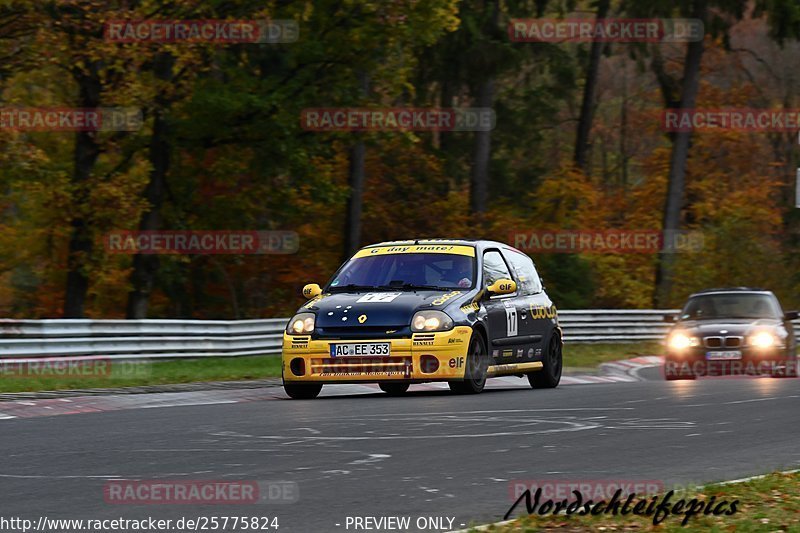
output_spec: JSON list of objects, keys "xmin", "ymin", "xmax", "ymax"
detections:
[
  {"xmin": 379, "ymin": 382, "xmax": 410, "ymax": 395},
  {"xmin": 528, "ymin": 334, "xmax": 562, "ymax": 389},
  {"xmin": 449, "ymin": 332, "xmax": 488, "ymax": 394},
  {"xmin": 283, "ymin": 382, "xmax": 323, "ymax": 399}
]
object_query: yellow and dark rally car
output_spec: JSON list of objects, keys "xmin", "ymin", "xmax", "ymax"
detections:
[{"xmin": 282, "ymin": 239, "xmax": 563, "ymax": 399}]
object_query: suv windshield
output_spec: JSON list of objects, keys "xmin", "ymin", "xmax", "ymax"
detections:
[
  {"xmin": 681, "ymin": 293, "xmax": 782, "ymax": 320},
  {"xmin": 329, "ymin": 253, "xmax": 475, "ymax": 291}
]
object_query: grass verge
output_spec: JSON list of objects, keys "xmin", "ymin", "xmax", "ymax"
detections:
[
  {"xmin": 0, "ymin": 355, "xmax": 282, "ymax": 393},
  {"xmin": 479, "ymin": 470, "xmax": 800, "ymax": 532},
  {"xmin": 564, "ymin": 341, "xmax": 662, "ymax": 369},
  {"xmin": 0, "ymin": 342, "xmax": 663, "ymax": 394}
]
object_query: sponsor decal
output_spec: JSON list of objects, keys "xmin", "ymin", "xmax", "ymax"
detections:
[
  {"xmin": 530, "ymin": 304, "xmax": 558, "ymax": 319},
  {"xmin": 517, "ymin": 349, "xmax": 523, "ymax": 358},
  {"xmin": 460, "ymin": 302, "xmax": 480, "ymax": 314},
  {"xmin": 413, "ymin": 340, "xmax": 435, "ymax": 346},
  {"xmin": 356, "ymin": 292, "xmax": 402, "ymax": 303},
  {"xmin": 527, "ymin": 348, "xmax": 534, "ymax": 357},
  {"xmin": 353, "ymin": 245, "xmax": 476, "ymax": 258},
  {"xmin": 432, "ymin": 290, "xmax": 461, "ymax": 306},
  {"xmin": 319, "ymin": 371, "xmax": 405, "ymax": 377},
  {"xmin": 303, "ymin": 295, "xmax": 324, "ymax": 309},
  {"xmin": 448, "ymin": 357, "xmax": 465, "ymax": 369},
  {"xmin": 448, "ymin": 338, "xmax": 463, "ymax": 344}
]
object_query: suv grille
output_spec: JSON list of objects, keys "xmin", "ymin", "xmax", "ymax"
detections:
[{"xmin": 704, "ymin": 336, "xmax": 742, "ymax": 348}]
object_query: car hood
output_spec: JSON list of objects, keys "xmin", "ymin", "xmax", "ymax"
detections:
[
  {"xmin": 306, "ymin": 290, "xmax": 468, "ymax": 328},
  {"xmin": 677, "ymin": 318, "xmax": 784, "ymax": 337}
]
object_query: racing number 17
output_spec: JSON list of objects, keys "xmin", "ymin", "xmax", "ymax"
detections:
[{"xmin": 505, "ymin": 307, "xmax": 518, "ymax": 336}]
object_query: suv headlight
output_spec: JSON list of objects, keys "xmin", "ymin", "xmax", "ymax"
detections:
[
  {"xmin": 749, "ymin": 331, "xmax": 777, "ymax": 348},
  {"xmin": 287, "ymin": 313, "xmax": 315, "ymax": 335},
  {"xmin": 668, "ymin": 331, "xmax": 699, "ymax": 350},
  {"xmin": 411, "ymin": 310, "xmax": 453, "ymax": 332}
]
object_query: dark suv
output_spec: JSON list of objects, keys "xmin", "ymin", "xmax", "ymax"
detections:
[{"xmin": 664, "ymin": 288, "xmax": 798, "ymax": 380}]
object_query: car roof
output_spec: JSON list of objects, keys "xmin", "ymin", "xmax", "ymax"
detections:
[
  {"xmin": 362, "ymin": 239, "xmax": 517, "ymax": 252},
  {"xmin": 689, "ymin": 287, "xmax": 773, "ymax": 297}
]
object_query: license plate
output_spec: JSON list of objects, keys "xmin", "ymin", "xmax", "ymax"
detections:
[
  {"xmin": 330, "ymin": 343, "xmax": 391, "ymax": 357},
  {"xmin": 706, "ymin": 350, "xmax": 742, "ymax": 360}
]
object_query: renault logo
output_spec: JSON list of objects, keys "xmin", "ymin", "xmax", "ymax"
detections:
[{"xmin": 358, "ymin": 314, "xmax": 367, "ymax": 323}]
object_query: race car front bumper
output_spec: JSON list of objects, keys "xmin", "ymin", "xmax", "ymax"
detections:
[{"xmin": 282, "ymin": 326, "xmax": 473, "ymax": 383}]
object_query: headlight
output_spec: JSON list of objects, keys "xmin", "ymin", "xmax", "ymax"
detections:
[
  {"xmin": 668, "ymin": 332, "xmax": 698, "ymax": 350},
  {"xmin": 411, "ymin": 310, "xmax": 454, "ymax": 332},
  {"xmin": 287, "ymin": 313, "xmax": 315, "ymax": 335},
  {"xmin": 749, "ymin": 331, "xmax": 775, "ymax": 348}
]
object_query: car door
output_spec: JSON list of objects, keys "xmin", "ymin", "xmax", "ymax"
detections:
[
  {"xmin": 503, "ymin": 248, "xmax": 552, "ymax": 363},
  {"xmin": 481, "ymin": 249, "xmax": 524, "ymax": 363}
]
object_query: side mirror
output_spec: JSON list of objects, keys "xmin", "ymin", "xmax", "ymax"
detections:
[
  {"xmin": 302, "ymin": 283, "xmax": 322, "ymax": 299},
  {"xmin": 785, "ymin": 310, "xmax": 799, "ymax": 321},
  {"xmin": 663, "ymin": 314, "xmax": 676, "ymax": 323},
  {"xmin": 487, "ymin": 279, "xmax": 517, "ymax": 295}
]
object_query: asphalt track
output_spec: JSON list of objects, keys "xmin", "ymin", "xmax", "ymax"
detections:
[{"xmin": 2, "ymin": 363, "xmax": 800, "ymax": 532}]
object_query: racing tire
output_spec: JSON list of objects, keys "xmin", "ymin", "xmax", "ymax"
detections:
[
  {"xmin": 448, "ymin": 332, "xmax": 488, "ymax": 394},
  {"xmin": 528, "ymin": 334, "xmax": 562, "ymax": 389},
  {"xmin": 283, "ymin": 382, "xmax": 323, "ymax": 399},
  {"xmin": 379, "ymin": 383, "xmax": 410, "ymax": 395}
]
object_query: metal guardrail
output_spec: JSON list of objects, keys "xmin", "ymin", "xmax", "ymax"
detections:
[
  {"xmin": 1, "ymin": 310, "xmax": 796, "ymax": 360},
  {"xmin": 558, "ymin": 309, "xmax": 680, "ymax": 342}
]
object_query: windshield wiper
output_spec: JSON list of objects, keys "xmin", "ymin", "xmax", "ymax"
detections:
[
  {"xmin": 392, "ymin": 283, "xmax": 448, "ymax": 291},
  {"xmin": 328, "ymin": 284, "xmax": 389, "ymax": 292}
]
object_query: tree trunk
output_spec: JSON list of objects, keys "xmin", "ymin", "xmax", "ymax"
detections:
[
  {"xmin": 63, "ymin": 61, "xmax": 101, "ymax": 318},
  {"xmin": 470, "ymin": 77, "xmax": 493, "ymax": 221},
  {"xmin": 469, "ymin": 0, "xmax": 499, "ymax": 230},
  {"xmin": 126, "ymin": 53, "xmax": 174, "ymax": 318},
  {"xmin": 343, "ymin": 71, "xmax": 369, "ymax": 261},
  {"xmin": 574, "ymin": 0, "xmax": 610, "ymax": 173},
  {"xmin": 654, "ymin": 0, "xmax": 707, "ymax": 307}
]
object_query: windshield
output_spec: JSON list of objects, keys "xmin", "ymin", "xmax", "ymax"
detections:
[
  {"xmin": 681, "ymin": 293, "xmax": 782, "ymax": 320},
  {"xmin": 329, "ymin": 253, "xmax": 475, "ymax": 291}
]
